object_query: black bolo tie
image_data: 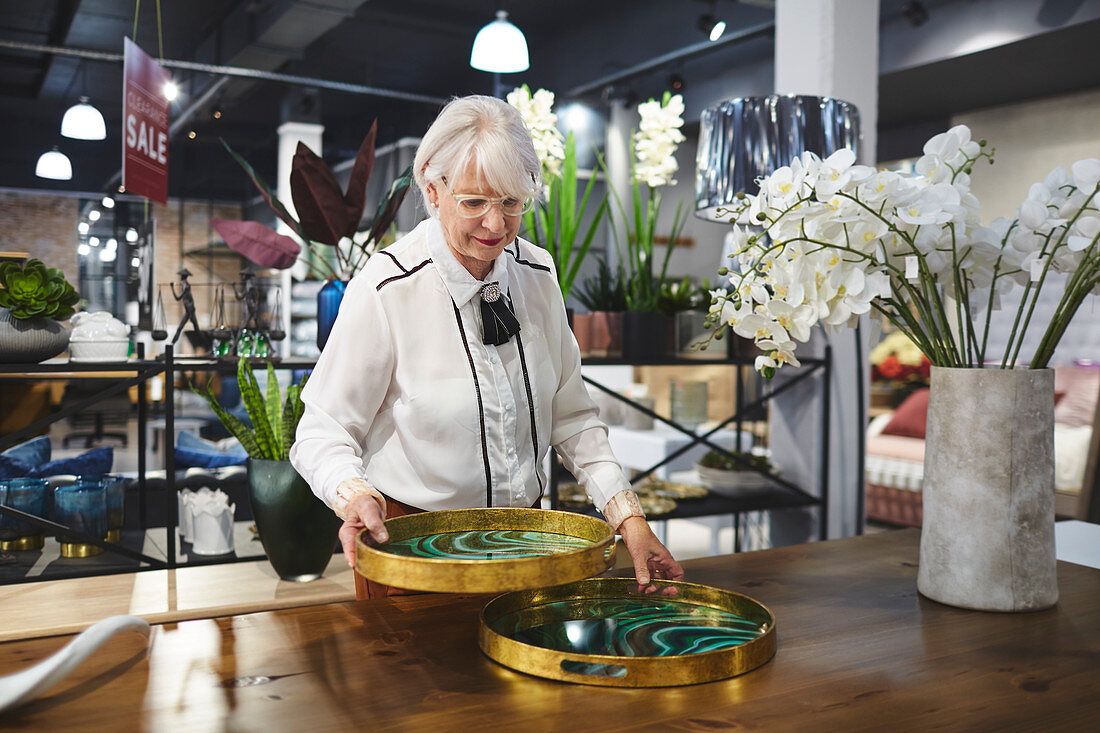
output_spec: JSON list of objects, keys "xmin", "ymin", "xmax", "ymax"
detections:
[{"xmin": 480, "ymin": 282, "xmax": 521, "ymax": 346}]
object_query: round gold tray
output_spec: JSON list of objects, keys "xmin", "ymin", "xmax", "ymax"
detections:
[
  {"xmin": 355, "ymin": 508, "xmax": 615, "ymax": 593},
  {"xmin": 479, "ymin": 578, "xmax": 776, "ymax": 687}
]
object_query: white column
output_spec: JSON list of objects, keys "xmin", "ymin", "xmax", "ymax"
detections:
[
  {"xmin": 604, "ymin": 101, "xmax": 634, "ymax": 273},
  {"xmin": 275, "ymin": 121, "xmax": 324, "ymax": 357},
  {"xmin": 769, "ymin": 0, "xmax": 878, "ymax": 542}
]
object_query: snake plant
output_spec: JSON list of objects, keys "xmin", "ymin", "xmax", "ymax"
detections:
[{"xmin": 194, "ymin": 358, "xmax": 307, "ymax": 461}]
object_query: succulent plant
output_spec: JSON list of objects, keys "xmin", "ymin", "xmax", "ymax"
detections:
[
  {"xmin": 194, "ymin": 357, "xmax": 307, "ymax": 461},
  {"xmin": 0, "ymin": 258, "xmax": 80, "ymax": 320}
]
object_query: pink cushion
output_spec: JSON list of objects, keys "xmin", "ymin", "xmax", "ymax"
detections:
[
  {"xmin": 866, "ymin": 433, "xmax": 926, "ymax": 462},
  {"xmin": 882, "ymin": 388, "xmax": 930, "ymax": 439},
  {"xmin": 1054, "ymin": 367, "xmax": 1100, "ymax": 427}
]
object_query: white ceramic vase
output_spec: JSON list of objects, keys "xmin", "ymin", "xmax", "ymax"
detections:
[{"xmin": 917, "ymin": 366, "xmax": 1058, "ymax": 612}]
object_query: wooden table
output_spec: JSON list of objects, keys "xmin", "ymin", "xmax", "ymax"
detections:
[{"xmin": 2, "ymin": 529, "xmax": 1097, "ymax": 731}]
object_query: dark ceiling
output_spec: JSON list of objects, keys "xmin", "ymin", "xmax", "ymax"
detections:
[{"xmin": 1, "ymin": 0, "xmax": 1098, "ymax": 203}]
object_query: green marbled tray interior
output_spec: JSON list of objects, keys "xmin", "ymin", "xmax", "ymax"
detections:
[
  {"xmin": 489, "ymin": 597, "xmax": 767, "ymax": 658},
  {"xmin": 382, "ymin": 529, "xmax": 593, "ymax": 561}
]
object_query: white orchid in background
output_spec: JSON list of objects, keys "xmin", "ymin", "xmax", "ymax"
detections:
[
  {"xmin": 506, "ymin": 85, "xmax": 565, "ymax": 181},
  {"xmin": 702, "ymin": 124, "xmax": 1100, "ymax": 375},
  {"xmin": 619, "ymin": 92, "xmax": 689, "ymax": 311},
  {"xmin": 633, "ymin": 93, "xmax": 686, "ymax": 187},
  {"xmin": 507, "ymin": 86, "xmax": 610, "ymax": 301}
]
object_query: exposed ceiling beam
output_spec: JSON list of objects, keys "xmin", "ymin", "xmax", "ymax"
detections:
[{"xmin": 0, "ymin": 39, "xmax": 448, "ymax": 105}]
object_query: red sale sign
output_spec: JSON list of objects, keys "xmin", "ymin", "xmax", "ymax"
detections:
[{"xmin": 122, "ymin": 38, "xmax": 170, "ymax": 204}]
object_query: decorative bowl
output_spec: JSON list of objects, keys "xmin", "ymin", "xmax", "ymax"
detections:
[
  {"xmin": 694, "ymin": 464, "xmax": 776, "ymax": 495},
  {"xmin": 69, "ymin": 339, "xmax": 129, "ymax": 362},
  {"xmin": 479, "ymin": 577, "xmax": 777, "ymax": 687},
  {"xmin": 355, "ymin": 508, "xmax": 615, "ymax": 593}
]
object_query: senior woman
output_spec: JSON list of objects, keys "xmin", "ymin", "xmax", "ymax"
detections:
[{"xmin": 290, "ymin": 95, "xmax": 683, "ymax": 598}]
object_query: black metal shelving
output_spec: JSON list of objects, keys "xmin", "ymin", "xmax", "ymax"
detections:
[{"xmin": 552, "ymin": 348, "xmax": 833, "ymax": 549}]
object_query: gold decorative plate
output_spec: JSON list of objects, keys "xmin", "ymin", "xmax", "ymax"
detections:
[
  {"xmin": 355, "ymin": 508, "xmax": 615, "ymax": 593},
  {"xmin": 479, "ymin": 578, "xmax": 776, "ymax": 687}
]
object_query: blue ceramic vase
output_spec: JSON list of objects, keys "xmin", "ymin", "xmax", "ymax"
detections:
[{"xmin": 316, "ymin": 280, "xmax": 349, "ymax": 351}]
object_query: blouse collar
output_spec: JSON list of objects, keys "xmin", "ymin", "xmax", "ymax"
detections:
[{"xmin": 425, "ymin": 217, "xmax": 513, "ymax": 308}]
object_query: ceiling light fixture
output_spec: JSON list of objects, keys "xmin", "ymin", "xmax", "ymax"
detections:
[
  {"xmin": 61, "ymin": 96, "xmax": 107, "ymax": 140},
  {"xmin": 35, "ymin": 147, "xmax": 72, "ymax": 180},
  {"xmin": 126, "ymin": 227, "xmax": 139, "ymax": 242},
  {"xmin": 78, "ymin": 243, "xmax": 91, "ymax": 257},
  {"xmin": 470, "ymin": 10, "xmax": 529, "ymax": 73},
  {"xmin": 101, "ymin": 196, "xmax": 115, "ymax": 209},
  {"xmin": 163, "ymin": 81, "xmax": 180, "ymax": 101},
  {"xmin": 78, "ymin": 221, "xmax": 90, "ymax": 235},
  {"xmin": 89, "ymin": 236, "xmax": 100, "ymax": 247},
  {"xmin": 698, "ymin": 1, "xmax": 726, "ymax": 42},
  {"xmin": 88, "ymin": 209, "xmax": 101, "ymax": 222}
]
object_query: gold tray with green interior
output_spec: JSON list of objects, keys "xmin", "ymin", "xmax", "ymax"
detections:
[
  {"xmin": 355, "ymin": 508, "xmax": 615, "ymax": 593},
  {"xmin": 479, "ymin": 577, "xmax": 776, "ymax": 687}
]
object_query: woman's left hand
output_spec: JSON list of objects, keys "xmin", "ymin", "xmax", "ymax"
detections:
[{"xmin": 617, "ymin": 516, "xmax": 684, "ymax": 595}]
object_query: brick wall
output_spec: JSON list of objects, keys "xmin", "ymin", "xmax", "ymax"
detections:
[
  {"xmin": 0, "ymin": 189, "xmax": 243, "ymax": 337},
  {"xmin": 0, "ymin": 191, "xmax": 80, "ymax": 276}
]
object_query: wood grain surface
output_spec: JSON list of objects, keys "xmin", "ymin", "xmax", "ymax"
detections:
[{"xmin": 1, "ymin": 529, "xmax": 1097, "ymax": 732}]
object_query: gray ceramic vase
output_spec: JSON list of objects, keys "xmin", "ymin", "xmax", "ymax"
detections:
[
  {"xmin": 247, "ymin": 458, "xmax": 342, "ymax": 582},
  {"xmin": 0, "ymin": 307, "xmax": 70, "ymax": 363},
  {"xmin": 917, "ymin": 366, "xmax": 1058, "ymax": 612}
]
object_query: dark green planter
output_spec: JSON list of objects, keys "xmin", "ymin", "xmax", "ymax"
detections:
[{"xmin": 247, "ymin": 458, "xmax": 342, "ymax": 582}]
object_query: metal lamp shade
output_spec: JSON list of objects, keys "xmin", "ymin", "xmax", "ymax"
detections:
[
  {"xmin": 694, "ymin": 95, "xmax": 860, "ymax": 222},
  {"xmin": 470, "ymin": 11, "xmax": 529, "ymax": 73}
]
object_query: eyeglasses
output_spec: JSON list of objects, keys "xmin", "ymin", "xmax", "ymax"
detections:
[{"xmin": 441, "ymin": 177, "xmax": 534, "ymax": 218}]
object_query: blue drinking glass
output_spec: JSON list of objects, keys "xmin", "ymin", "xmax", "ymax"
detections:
[
  {"xmin": 53, "ymin": 480, "xmax": 107, "ymax": 555},
  {"xmin": 0, "ymin": 478, "xmax": 49, "ymax": 551},
  {"xmin": 100, "ymin": 475, "xmax": 126, "ymax": 541}
]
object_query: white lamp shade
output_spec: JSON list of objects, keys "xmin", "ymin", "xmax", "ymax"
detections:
[
  {"xmin": 61, "ymin": 98, "xmax": 106, "ymax": 140},
  {"xmin": 35, "ymin": 148, "xmax": 72, "ymax": 180},
  {"xmin": 470, "ymin": 10, "xmax": 529, "ymax": 73}
]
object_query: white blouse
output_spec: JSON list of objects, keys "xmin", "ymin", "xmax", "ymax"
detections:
[{"xmin": 290, "ymin": 218, "xmax": 637, "ymax": 523}]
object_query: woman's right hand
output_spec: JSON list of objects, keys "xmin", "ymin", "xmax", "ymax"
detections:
[{"xmin": 338, "ymin": 493, "xmax": 389, "ymax": 567}]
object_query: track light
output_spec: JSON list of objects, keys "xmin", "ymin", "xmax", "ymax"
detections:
[{"xmin": 698, "ymin": 13, "xmax": 725, "ymax": 42}]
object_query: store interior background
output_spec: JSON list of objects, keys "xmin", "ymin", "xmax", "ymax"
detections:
[{"xmin": 2, "ymin": 0, "xmax": 1100, "ymax": 566}]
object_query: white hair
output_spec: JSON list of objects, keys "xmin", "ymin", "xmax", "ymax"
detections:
[{"xmin": 413, "ymin": 95, "xmax": 541, "ymax": 216}]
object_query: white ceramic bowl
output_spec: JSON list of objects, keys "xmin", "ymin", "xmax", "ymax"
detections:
[
  {"xmin": 694, "ymin": 463, "xmax": 776, "ymax": 496},
  {"xmin": 69, "ymin": 339, "xmax": 130, "ymax": 362}
]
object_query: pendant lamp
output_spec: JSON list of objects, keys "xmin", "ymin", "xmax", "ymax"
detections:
[
  {"xmin": 61, "ymin": 96, "xmax": 107, "ymax": 140},
  {"xmin": 35, "ymin": 147, "xmax": 73, "ymax": 180},
  {"xmin": 470, "ymin": 10, "xmax": 529, "ymax": 73}
]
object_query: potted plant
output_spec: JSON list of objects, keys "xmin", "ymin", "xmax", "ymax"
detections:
[
  {"xmin": 705, "ymin": 125, "xmax": 1100, "ymax": 611},
  {"xmin": 214, "ymin": 121, "xmax": 413, "ymax": 350},
  {"xmin": 694, "ymin": 449, "xmax": 776, "ymax": 496},
  {"xmin": 194, "ymin": 357, "xmax": 340, "ymax": 581},
  {"xmin": 574, "ymin": 258, "xmax": 627, "ymax": 358},
  {"xmin": 613, "ymin": 92, "xmax": 689, "ymax": 361},
  {"xmin": 508, "ymin": 86, "xmax": 610, "ymax": 304},
  {"xmin": 0, "ymin": 258, "xmax": 80, "ymax": 363}
]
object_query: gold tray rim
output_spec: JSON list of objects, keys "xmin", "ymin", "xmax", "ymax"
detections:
[
  {"xmin": 355, "ymin": 508, "xmax": 616, "ymax": 593},
  {"xmin": 478, "ymin": 577, "xmax": 777, "ymax": 687}
]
